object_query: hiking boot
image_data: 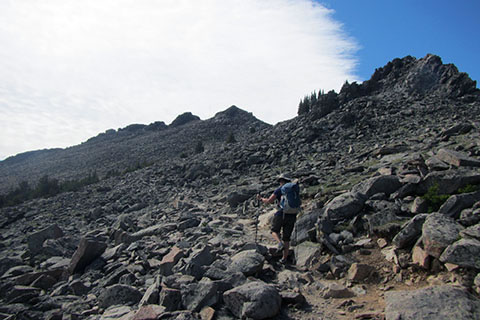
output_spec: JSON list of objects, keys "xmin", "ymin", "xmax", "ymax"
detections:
[{"xmin": 276, "ymin": 241, "xmax": 284, "ymax": 251}]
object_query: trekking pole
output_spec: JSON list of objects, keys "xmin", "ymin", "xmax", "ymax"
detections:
[{"xmin": 255, "ymin": 196, "xmax": 260, "ymax": 245}]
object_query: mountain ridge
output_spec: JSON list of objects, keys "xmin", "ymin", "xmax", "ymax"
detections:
[{"xmin": 0, "ymin": 53, "xmax": 480, "ymax": 319}]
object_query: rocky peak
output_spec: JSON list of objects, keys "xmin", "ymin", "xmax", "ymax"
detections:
[
  {"xmin": 212, "ymin": 105, "xmax": 260, "ymax": 125},
  {"xmin": 364, "ymin": 53, "xmax": 478, "ymax": 98},
  {"xmin": 169, "ymin": 112, "xmax": 201, "ymax": 127}
]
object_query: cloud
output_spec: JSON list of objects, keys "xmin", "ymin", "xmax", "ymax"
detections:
[{"xmin": 0, "ymin": 0, "xmax": 358, "ymax": 160}]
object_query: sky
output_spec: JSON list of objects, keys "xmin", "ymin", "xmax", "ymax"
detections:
[{"xmin": 1, "ymin": 0, "xmax": 479, "ymax": 161}]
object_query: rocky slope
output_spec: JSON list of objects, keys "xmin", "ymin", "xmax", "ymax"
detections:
[{"xmin": 0, "ymin": 54, "xmax": 480, "ymax": 319}]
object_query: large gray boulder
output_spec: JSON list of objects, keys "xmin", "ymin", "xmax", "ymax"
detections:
[
  {"xmin": 159, "ymin": 246, "xmax": 185, "ymax": 276},
  {"xmin": 182, "ymin": 245, "xmax": 215, "ymax": 280},
  {"xmin": 418, "ymin": 170, "xmax": 480, "ymax": 195},
  {"xmin": 223, "ymin": 281, "xmax": 281, "ymax": 319},
  {"xmin": 461, "ymin": 224, "xmax": 480, "ymax": 240},
  {"xmin": 68, "ymin": 237, "xmax": 107, "ymax": 274},
  {"xmin": 365, "ymin": 210, "xmax": 405, "ymax": 236},
  {"xmin": 181, "ymin": 278, "xmax": 218, "ymax": 312},
  {"xmin": 294, "ymin": 241, "xmax": 323, "ymax": 269},
  {"xmin": 440, "ymin": 238, "xmax": 480, "ymax": 269},
  {"xmin": 436, "ymin": 148, "xmax": 480, "ymax": 167},
  {"xmin": 322, "ymin": 192, "xmax": 366, "ymax": 221},
  {"xmin": 27, "ymin": 224, "xmax": 64, "ymax": 255},
  {"xmin": 392, "ymin": 214, "xmax": 428, "ymax": 249},
  {"xmin": 227, "ymin": 185, "xmax": 261, "ymax": 208},
  {"xmin": 439, "ymin": 191, "xmax": 480, "ymax": 219},
  {"xmin": 385, "ymin": 285, "xmax": 480, "ymax": 320},
  {"xmin": 293, "ymin": 210, "xmax": 321, "ymax": 244},
  {"xmin": 98, "ymin": 284, "xmax": 143, "ymax": 309},
  {"xmin": 422, "ymin": 213, "xmax": 462, "ymax": 258},
  {"xmin": 352, "ymin": 175, "xmax": 403, "ymax": 198},
  {"xmin": 228, "ymin": 250, "xmax": 265, "ymax": 276}
]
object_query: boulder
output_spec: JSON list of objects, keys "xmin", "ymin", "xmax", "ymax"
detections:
[
  {"xmin": 293, "ymin": 210, "xmax": 321, "ymax": 244},
  {"xmin": 6, "ymin": 285, "xmax": 41, "ymax": 303},
  {"xmin": 139, "ymin": 276, "xmax": 160, "ymax": 307},
  {"xmin": 365, "ymin": 210, "xmax": 405, "ymax": 237},
  {"xmin": 352, "ymin": 175, "xmax": 402, "ymax": 198},
  {"xmin": 412, "ymin": 239, "xmax": 431, "ymax": 269},
  {"xmin": 321, "ymin": 283, "xmax": 355, "ymax": 298},
  {"xmin": 440, "ymin": 238, "xmax": 480, "ymax": 269},
  {"xmin": 228, "ymin": 250, "xmax": 265, "ymax": 276},
  {"xmin": 422, "ymin": 213, "xmax": 462, "ymax": 258},
  {"xmin": 100, "ymin": 306, "xmax": 134, "ymax": 320},
  {"xmin": 347, "ymin": 263, "xmax": 374, "ymax": 282},
  {"xmin": 181, "ymin": 245, "xmax": 214, "ymax": 280},
  {"xmin": 181, "ymin": 278, "xmax": 218, "ymax": 312},
  {"xmin": 322, "ymin": 192, "xmax": 366, "ymax": 221},
  {"xmin": 133, "ymin": 305, "xmax": 166, "ymax": 320},
  {"xmin": 436, "ymin": 148, "xmax": 480, "ymax": 167},
  {"xmin": 410, "ymin": 197, "xmax": 429, "ymax": 214},
  {"xmin": 1, "ymin": 265, "xmax": 34, "ymax": 279},
  {"xmin": 27, "ymin": 224, "xmax": 64, "ymax": 255},
  {"xmin": 98, "ymin": 284, "xmax": 143, "ymax": 309},
  {"xmin": 459, "ymin": 206, "xmax": 480, "ymax": 227},
  {"xmin": 294, "ymin": 241, "xmax": 323, "ymax": 269},
  {"xmin": 223, "ymin": 281, "xmax": 281, "ymax": 319},
  {"xmin": 68, "ymin": 237, "xmax": 107, "ymax": 274},
  {"xmin": 159, "ymin": 246, "xmax": 184, "ymax": 276},
  {"xmin": 392, "ymin": 214, "xmax": 428, "ymax": 249},
  {"xmin": 426, "ymin": 155, "xmax": 451, "ymax": 171},
  {"xmin": 385, "ymin": 285, "xmax": 480, "ymax": 320},
  {"xmin": 227, "ymin": 186, "xmax": 260, "ymax": 208},
  {"xmin": 280, "ymin": 290, "xmax": 306, "ymax": 306},
  {"xmin": 440, "ymin": 123, "xmax": 475, "ymax": 138},
  {"xmin": 159, "ymin": 287, "xmax": 182, "ymax": 311},
  {"xmin": 460, "ymin": 224, "xmax": 480, "ymax": 240},
  {"xmin": 0, "ymin": 257, "xmax": 23, "ymax": 278},
  {"xmin": 439, "ymin": 191, "xmax": 480, "ymax": 219},
  {"xmin": 418, "ymin": 170, "xmax": 480, "ymax": 195}
]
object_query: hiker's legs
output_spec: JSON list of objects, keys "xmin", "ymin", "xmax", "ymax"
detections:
[
  {"xmin": 271, "ymin": 231, "xmax": 282, "ymax": 244},
  {"xmin": 271, "ymin": 211, "xmax": 284, "ymax": 247},
  {"xmin": 283, "ymin": 241, "xmax": 290, "ymax": 260},
  {"xmin": 281, "ymin": 214, "xmax": 297, "ymax": 260}
]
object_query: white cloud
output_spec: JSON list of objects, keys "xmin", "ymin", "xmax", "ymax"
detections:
[{"xmin": 0, "ymin": 0, "xmax": 358, "ymax": 160}]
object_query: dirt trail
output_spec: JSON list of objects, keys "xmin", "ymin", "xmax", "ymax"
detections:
[{"xmin": 240, "ymin": 214, "xmax": 437, "ymax": 320}]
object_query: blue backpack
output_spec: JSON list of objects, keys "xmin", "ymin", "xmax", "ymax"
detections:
[{"xmin": 280, "ymin": 182, "xmax": 301, "ymax": 214}]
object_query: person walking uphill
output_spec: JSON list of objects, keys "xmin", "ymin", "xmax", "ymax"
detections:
[{"xmin": 258, "ymin": 175, "xmax": 301, "ymax": 264}]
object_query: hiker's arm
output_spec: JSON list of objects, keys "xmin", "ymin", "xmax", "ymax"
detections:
[{"xmin": 259, "ymin": 193, "xmax": 276, "ymax": 204}]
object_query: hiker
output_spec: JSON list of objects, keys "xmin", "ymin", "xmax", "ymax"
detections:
[{"xmin": 257, "ymin": 175, "xmax": 301, "ymax": 263}]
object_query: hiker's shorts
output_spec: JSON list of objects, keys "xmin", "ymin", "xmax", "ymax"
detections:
[{"xmin": 271, "ymin": 211, "xmax": 297, "ymax": 242}]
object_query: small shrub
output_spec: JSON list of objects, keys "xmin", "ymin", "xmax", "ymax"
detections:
[
  {"xmin": 458, "ymin": 184, "xmax": 479, "ymax": 194},
  {"xmin": 422, "ymin": 184, "xmax": 450, "ymax": 213}
]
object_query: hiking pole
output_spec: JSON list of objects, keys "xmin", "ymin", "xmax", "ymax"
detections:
[{"xmin": 255, "ymin": 196, "xmax": 260, "ymax": 246}]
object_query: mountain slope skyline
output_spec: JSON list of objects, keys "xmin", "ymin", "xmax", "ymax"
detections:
[{"xmin": 1, "ymin": 0, "xmax": 479, "ymax": 161}]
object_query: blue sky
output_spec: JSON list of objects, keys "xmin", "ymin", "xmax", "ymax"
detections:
[
  {"xmin": 0, "ymin": 0, "xmax": 478, "ymax": 161},
  {"xmin": 319, "ymin": 0, "xmax": 480, "ymax": 83}
]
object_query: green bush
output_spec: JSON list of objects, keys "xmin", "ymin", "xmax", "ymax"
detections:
[
  {"xmin": 421, "ymin": 184, "xmax": 450, "ymax": 213},
  {"xmin": 458, "ymin": 184, "xmax": 479, "ymax": 194},
  {"xmin": 422, "ymin": 183, "xmax": 480, "ymax": 213}
]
